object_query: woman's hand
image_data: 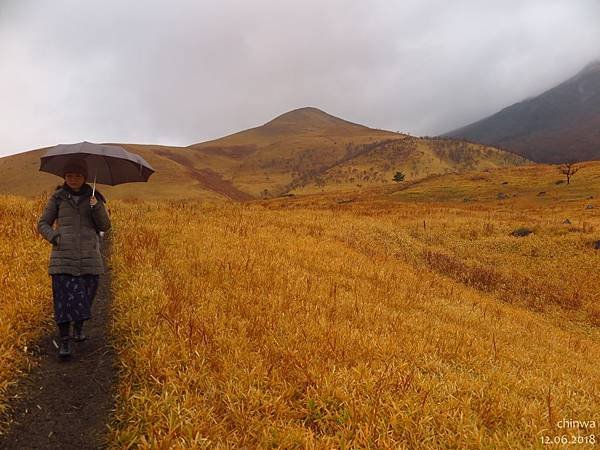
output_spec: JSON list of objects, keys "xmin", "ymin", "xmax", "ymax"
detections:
[{"xmin": 90, "ymin": 196, "xmax": 98, "ymax": 207}]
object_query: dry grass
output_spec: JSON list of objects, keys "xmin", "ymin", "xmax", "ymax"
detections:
[
  {"xmin": 293, "ymin": 139, "xmax": 527, "ymax": 195},
  {"xmin": 108, "ymin": 194, "xmax": 600, "ymax": 448},
  {"xmin": 0, "ymin": 109, "xmax": 526, "ymax": 202},
  {"xmin": 1, "ymin": 160, "xmax": 598, "ymax": 448},
  {"xmin": 0, "ymin": 195, "xmax": 53, "ymax": 428}
]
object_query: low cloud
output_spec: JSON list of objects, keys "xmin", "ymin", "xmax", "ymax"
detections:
[{"xmin": 1, "ymin": 0, "xmax": 599, "ymax": 156}]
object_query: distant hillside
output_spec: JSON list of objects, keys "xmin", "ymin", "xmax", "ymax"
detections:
[
  {"xmin": 0, "ymin": 144, "xmax": 242, "ymax": 202},
  {"xmin": 444, "ymin": 61, "xmax": 600, "ymax": 163},
  {"xmin": 0, "ymin": 107, "xmax": 528, "ymax": 200},
  {"xmin": 188, "ymin": 107, "xmax": 403, "ymax": 197},
  {"xmin": 264, "ymin": 160, "xmax": 600, "ymax": 210},
  {"xmin": 190, "ymin": 107, "xmax": 527, "ymax": 197},
  {"xmin": 290, "ymin": 136, "xmax": 527, "ymax": 195},
  {"xmin": 389, "ymin": 160, "xmax": 600, "ymax": 204}
]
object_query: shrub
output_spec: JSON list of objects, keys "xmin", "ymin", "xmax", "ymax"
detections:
[{"xmin": 510, "ymin": 227, "xmax": 533, "ymax": 237}]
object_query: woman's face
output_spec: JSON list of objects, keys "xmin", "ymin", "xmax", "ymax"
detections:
[{"xmin": 65, "ymin": 172, "xmax": 85, "ymax": 191}]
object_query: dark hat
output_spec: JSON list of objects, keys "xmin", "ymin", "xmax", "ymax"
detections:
[{"xmin": 62, "ymin": 162, "xmax": 88, "ymax": 179}]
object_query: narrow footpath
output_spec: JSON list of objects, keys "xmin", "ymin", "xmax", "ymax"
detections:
[{"xmin": 0, "ymin": 237, "xmax": 117, "ymax": 450}]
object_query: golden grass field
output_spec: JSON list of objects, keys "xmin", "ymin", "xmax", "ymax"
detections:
[
  {"xmin": 0, "ymin": 195, "xmax": 53, "ymax": 426},
  {"xmin": 106, "ymin": 163, "xmax": 598, "ymax": 448},
  {"xmin": 0, "ymin": 160, "xmax": 598, "ymax": 448}
]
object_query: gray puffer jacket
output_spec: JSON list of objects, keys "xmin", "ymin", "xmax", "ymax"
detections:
[{"xmin": 37, "ymin": 184, "xmax": 111, "ymax": 275}]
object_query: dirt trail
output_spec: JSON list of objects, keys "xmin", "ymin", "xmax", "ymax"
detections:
[{"xmin": 0, "ymin": 238, "xmax": 116, "ymax": 450}]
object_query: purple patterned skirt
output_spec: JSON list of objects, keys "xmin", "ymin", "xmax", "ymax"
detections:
[{"xmin": 51, "ymin": 274, "xmax": 99, "ymax": 324}]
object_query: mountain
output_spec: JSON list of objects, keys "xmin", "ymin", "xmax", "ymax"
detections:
[
  {"xmin": 189, "ymin": 107, "xmax": 527, "ymax": 196},
  {"xmin": 444, "ymin": 61, "xmax": 600, "ymax": 163},
  {"xmin": 0, "ymin": 107, "xmax": 528, "ymax": 200},
  {"xmin": 288, "ymin": 136, "xmax": 528, "ymax": 195},
  {"xmin": 187, "ymin": 107, "xmax": 402, "ymax": 197}
]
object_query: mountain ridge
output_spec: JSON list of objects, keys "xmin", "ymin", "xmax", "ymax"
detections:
[
  {"xmin": 444, "ymin": 61, "xmax": 600, "ymax": 163},
  {"xmin": 0, "ymin": 107, "xmax": 528, "ymax": 200}
]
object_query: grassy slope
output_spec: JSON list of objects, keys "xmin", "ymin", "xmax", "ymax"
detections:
[
  {"xmin": 389, "ymin": 160, "xmax": 600, "ymax": 204},
  {"xmin": 0, "ymin": 108, "xmax": 529, "ymax": 201},
  {"xmin": 191, "ymin": 108, "xmax": 529, "ymax": 197},
  {"xmin": 107, "ymin": 171, "xmax": 600, "ymax": 447},
  {"xmin": 0, "ymin": 145, "xmax": 230, "ymax": 201},
  {"xmin": 189, "ymin": 108, "xmax": 402, "ymax": 196},
  {"xmin": 291, "ymin": 138, "xmax": 528, "ymax": 195},
  {"xmin": 264, "ymin": 161, "xmax": 600, "ymax": 331}
]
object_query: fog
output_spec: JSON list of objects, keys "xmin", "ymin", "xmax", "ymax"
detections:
[{"xmin": 1, "ymin": 0, "xmax": 599, "ymax": 156}]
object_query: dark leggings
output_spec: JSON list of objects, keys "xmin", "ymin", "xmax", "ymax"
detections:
[{"xmin": 58, "ymin": 321, "xmax": 84, "ymax": 338}]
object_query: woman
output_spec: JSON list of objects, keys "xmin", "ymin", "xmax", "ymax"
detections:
[{"xmin": 37, "ymin": 162, "xmax": 111, "ymax": 358}]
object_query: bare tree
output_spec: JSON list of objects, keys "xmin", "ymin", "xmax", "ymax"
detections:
[{"xmin": 559, "ymin": 162, "xmax": 580, "ymax": 185}]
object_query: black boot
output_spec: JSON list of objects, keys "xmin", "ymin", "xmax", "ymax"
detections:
[
  {"xmin": 57, "ymin": 322, "xmax": 71, "ymax": 358},
  {"xmin": 58, "ymin": 337, "xmax": 71, "ymax": 358},
  {"xmin": 73, "ymin": 321, "xmax": 86, "ymax": 342}
]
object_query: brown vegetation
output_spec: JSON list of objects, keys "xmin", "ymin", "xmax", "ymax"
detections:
[
  {"xmin": 105, "ymin": 179, "xmax": 599, "ymax": 447},
  {"xmin": 0, "ymin": 195, "xmax": 53, "ymax": 429},
  {"xmin": 0, "ymin": 108, "xmax": 527, "ymax": 201}
]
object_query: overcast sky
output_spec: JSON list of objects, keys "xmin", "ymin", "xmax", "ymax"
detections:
[{"xmin": 1, "ymin": 0, "xmax": 599, "ymax": 157}]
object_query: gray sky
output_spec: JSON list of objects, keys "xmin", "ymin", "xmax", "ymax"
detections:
[{"xmin": 1, "ymin": 0, "xmax": 599, "ymax": 157}]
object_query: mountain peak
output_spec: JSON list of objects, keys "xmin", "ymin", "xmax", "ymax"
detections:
[{"xmin": 262, "ymin": 107, "xmax": 366, "ymax": 132}]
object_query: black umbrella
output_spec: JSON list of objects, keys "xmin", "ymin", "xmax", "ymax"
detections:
[{"xmin": 39, "ymin": 141, "xmax": 155, "ymax": 195}]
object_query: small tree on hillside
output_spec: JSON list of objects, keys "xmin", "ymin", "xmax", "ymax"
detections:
[
  {"xmin": 393, "ymin": 171, "xmax": 406, "ymax": 182},
  {"xmin": 559, "ymin": 162, "xmax": 580, "ymax": 185}
]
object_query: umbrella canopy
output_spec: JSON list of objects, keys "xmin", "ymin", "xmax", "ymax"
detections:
[{"xmin": 39, "ymin": 141, "xmax": 155, "ymax": 185}]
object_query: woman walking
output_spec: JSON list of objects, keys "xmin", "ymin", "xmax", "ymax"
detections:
[{"xmin": 37, "ymin": 162, "xmax": 111, "ymax": 358}]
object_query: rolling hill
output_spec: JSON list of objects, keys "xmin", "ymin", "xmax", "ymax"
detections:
[
  {"xmin": 0, "ymin": 143, "xmax": 244, "ymax": 202},
  {"xmin": 186, "ymin": 107, "xmax": 403, "ymax": 197},
  {"xmin": 189, "ymin": 107, "xmax": 527, "ymax": 196},
  {"xmin": 262, "ymin": 159, "xmax": 600, "ymax": 222},
  {"xmin": 444, "ymin": 61, "xmax": 600, "ymax": 163},
  {"xmin": 0, "ymin": 107, "xmax": 528, "ymax": 200},
  {"xmin": 288, "ymin": 135, "xmax": 527, "ymax": 195}
]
